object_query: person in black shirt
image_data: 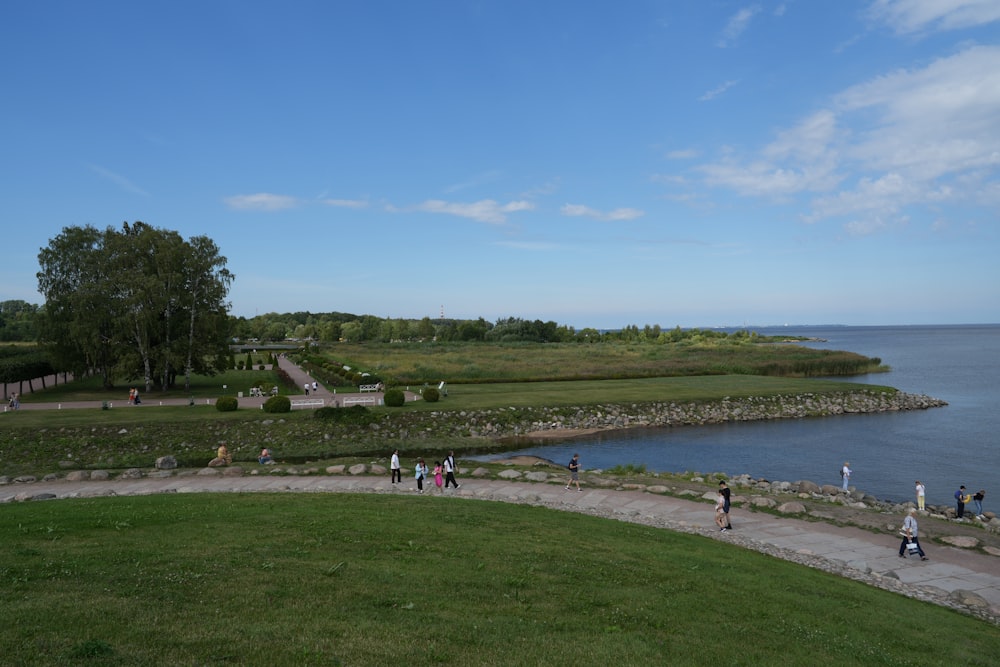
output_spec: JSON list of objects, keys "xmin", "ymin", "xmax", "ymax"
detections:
[{"xmin": 719, "ymin": 480, "xmax": 733, "ymax": 530}]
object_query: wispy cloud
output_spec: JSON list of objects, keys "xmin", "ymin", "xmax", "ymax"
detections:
[
  {"xmin": 224, "ymin": 193, "xmax": 298, "ymax": 210},
  {"xmin": 699, "ymin": 80, "xmax": 738, "ymax": 101},
  {"xmin": 717, "ymin": 5, "xmax": 761, "ymax": 47},
  {"xmin": 414, "ymin": 199, "xmax": 534, "ymax": 224},
  {"xmin": 443, "ymin": 170, "xmax": 503, "ymax": 194},
  {"xmin": 321, "ymin": 198, "xmax": 368, "ymax": 209},
  {"xmin": 87, "ymin": 164, "xmax": 148, "ymax": 196},
  {"xmin": 690, "ymin": 44, "xmax": 1000, "ymax": 234},
  {"xmin": 560, "ymin": 204, "xmax": 644, "ymax": 221},
  {"xmin": 866, "ymin": 0, "xmax": 1000, "ymax": 35}
]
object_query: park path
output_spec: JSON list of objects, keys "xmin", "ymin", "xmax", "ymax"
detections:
[
  {"xmin": 3, "ymin": 472, "xmax": 1000, "ymax": 624},
  {"xmin": 3, "ymin": 356, "xmax": 416, "ymax": 412}
]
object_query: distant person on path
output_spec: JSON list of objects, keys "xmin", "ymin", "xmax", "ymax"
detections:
[
  {"xmin": 898, "ymin": 509, "xmax": 928, "ymax": 560},
  {"xmin": 565, "ymin": 453, "xmax": 581, "ymax": 491},
  {"xmin": 312, "ymin": 381, "xmax": 318, "ymax": 393},
  {"xmin": 444, "ymin": 451, "xmax": 460, "ymax": 489},
  {"xmin": 390, "ymin": 449, "xmax": 401, "ymax": 484},
  {"xmin": 841, "ymin": 462, "xmax": 852, "ymax": 491},
  {"xmin": 719, "ymin": 480, "xmax": 733, "ymax": 530},
  {"xmin": 303, "ymin": 383, "xmax": 310, "ymax": 396},
  {"xmin": 209, "ymin": 443, "xmax": 232, "ymax": 467},
  {"xmin": 974, "ymin": 489, "xmax": 986, "ymax": 517},
  {"xmin": 414, "ymin": 458, "xmax": 428, "ymax": 493},
  {"xmin": 715, "ymin": 490, "xmax": 728, "ymax": 531},
  {"xmin": 915, "ymin": 481, "xmax": 926, "ymax": 510},
  {"xmin": 258, "ymin": 448, "xmax": 273, "ymax": 465},
  {"xmin": 955, "ymin": 485, "xmax": 968, "ymax": 518},
  {"xmin": 433, "ymin": 461, "xmax": 444, "ymax": 492}
]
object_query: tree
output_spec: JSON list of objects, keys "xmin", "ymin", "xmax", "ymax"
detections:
[{"xmin": 36, "ymin": 223, "xmax": 234, "ymax": 391}]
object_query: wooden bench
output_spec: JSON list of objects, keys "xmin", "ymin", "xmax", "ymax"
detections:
[
  {"xmin": 359, "ymin": 384, "xmax": 380, "ymax": 393},
  {"xmin": 290, "ymin": 398, "xmax": 325, "ymax": 410}
]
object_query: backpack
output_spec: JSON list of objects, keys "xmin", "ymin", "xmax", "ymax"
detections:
[{"xmin": 839, "ymin": 468, "xmax": 844, "ymax": 477}]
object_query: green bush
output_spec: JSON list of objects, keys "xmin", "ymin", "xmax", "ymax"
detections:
[
  {"xmin": 215, "ymin": 396, "xmax": 238, "ymax": 412},
  {"xmin": 383, "ymin": 388, "xmax": 405, "ymax": 407},
  {"xmin": 422, "ymin": 387, "xmax": 440, "ymax": 402},
  {"xmin": 313, "ymin": 405, "xmax": 375, "ymax": 425},
  {"xmin": 263, "ymin": 395, "xmax": 291, "ymax": 413}
]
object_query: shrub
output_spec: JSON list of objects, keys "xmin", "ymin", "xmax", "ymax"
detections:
[
  {"xmin": 263, "ymin": 395, "xmax": 291, "ymax": 413},
  {"xmin": 422, "ymin": 387, "xmax": 440, "ymax": 403},
  {"xmin": 384, "ymin": 388, "xmax": 405, "ymax": 407},
  {"xmin": 215, "ymin": 396, "xmax": 238, "ymax": 412},
  {"xmin": 314, "ymin": 405, "xmax": 375, "ymax": 425}
]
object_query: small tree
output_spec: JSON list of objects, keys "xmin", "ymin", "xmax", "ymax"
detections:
[
  {"xmin": 263, "ymin": 395, "xmax": 291, "ymax": 413},
  {"xmin": 215, "ymin": 396, "xmax": 238, "ymax": 412},
  {"xmin": 422, "ymin": 387, "xmax": 440, "ymax": 403}
]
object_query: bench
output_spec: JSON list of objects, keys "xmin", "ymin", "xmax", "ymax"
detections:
[
  {"xmin": 290, "ymin": 398, "xmax": 325, "ymax": 410},
  {"xmin": 343, "ymin": 396, "xmax": 377, "ymax": 407},
  {"xmin": 359, "ymin": 384, "xmax": 381, "ymax": 393}
]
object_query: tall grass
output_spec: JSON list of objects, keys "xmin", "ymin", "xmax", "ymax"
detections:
[{"xmin": 1, "ymin": 493, "xmax": 996, "ymax": 666}]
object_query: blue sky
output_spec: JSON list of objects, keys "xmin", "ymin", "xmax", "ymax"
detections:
[{"xmin": 2, "ymin": 1, "xmax": 998, "ymax": 329}]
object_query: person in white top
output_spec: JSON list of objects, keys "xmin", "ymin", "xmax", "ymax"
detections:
[
  {"xmin": 390, "ymin": 449, "xmax": 401, "ymax": 484},
  {"xmin": 915, "ymin": 481, "xmax": 926, "ymax": 510},
  {"xmin": 841, "ymin": 462, "xmax": 852, "ymax": 491}
]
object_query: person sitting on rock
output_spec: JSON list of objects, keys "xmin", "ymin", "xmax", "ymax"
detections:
[
  {"xmin": 209, "ymin": 443, "xmax": 232, "ymax": 467},
  {"xmin": 258, "ymin": 448, "xmax": 274, "ymax": 465}
]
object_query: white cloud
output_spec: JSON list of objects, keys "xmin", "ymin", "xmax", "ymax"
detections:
[
  {"xmin": 415, "ymin": 199, "xmax": 534, "ymax": 224},
  {"xmin": 665, "ymin": 149, "xmax": 699, "ymax": 160},
  {"xmin": 561, "ymin": 204, "xmax": 644, "ymax": 221},
  {"xmin": 322, "ymin": 198, "xmax": 368, "ymax": 209},
  {"xmin": 717, "ymin": 5, "xmax": 761, "ymax": 47},
  {"xmin": 224, "ymin": 193, "xmax": 298, "ymax": 210},
  {"xmin": 690, "ymin": 44, "xmax": 1000, "ymax": 232},
  {"xmin": 699, "ymin": 80, "xmax": 738, "ymax": 101},
  {"xmin": 867, "ymin": 0, "xmax": 1000, "ymax": 34},
  {"xmin": 87, "ymin": 164, "xmax": 148, "ymax": 196}
]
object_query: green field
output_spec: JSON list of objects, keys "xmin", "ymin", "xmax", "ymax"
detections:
[{"xmin": 2, "ymin": 493, "xmax": 997, "ymax": 666}]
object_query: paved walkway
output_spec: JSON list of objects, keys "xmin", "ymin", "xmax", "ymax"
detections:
[
  {"xmin": 4, "ymin": 473, "xmax": 1000, "ymax": 623},
  {"xmin": 4, "ymin": 356, "xmax": 417, "ymax": 412}
]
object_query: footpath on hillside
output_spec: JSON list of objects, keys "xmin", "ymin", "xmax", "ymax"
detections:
[{"xmin": 4, "ymin": 358, "xmax": 1000, "ymax": 625}]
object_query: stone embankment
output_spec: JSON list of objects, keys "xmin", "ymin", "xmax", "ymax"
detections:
[{"xmin": 410, "ymin": 389, "xmax": 947, "ymax": 440}]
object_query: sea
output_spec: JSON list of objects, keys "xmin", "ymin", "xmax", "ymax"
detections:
[{"xmin": 473, "ymin": 324, "xmax": 1000, "ymax": 507}]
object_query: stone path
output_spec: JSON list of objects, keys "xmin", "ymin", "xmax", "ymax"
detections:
[{"xmin": 4, "ymin": 472, "xmax": 1000, "ymax": 624}]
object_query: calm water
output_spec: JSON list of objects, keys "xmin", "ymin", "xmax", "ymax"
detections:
[{"xmin": 474, "ymin": 324, "xmax": 1000, "ymax": 506}]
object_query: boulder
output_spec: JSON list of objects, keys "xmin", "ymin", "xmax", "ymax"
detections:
[
  {"xmin": 647, "ymin": 485, "xmax": 669, "ymax": 494},
  {"xmin": 750, "ymin": 496, "xmax": 777, "ymax": 508},
  {"xmin": 348, "ymin": 464, "xmax": 367, "ymax": 475},
  {"xmin": 819, "ymin": 484, "xmax": 840, "ymax": 495},
  {"xmin": 369, "ymin": 464, "xmax": 387, "ymax": 475},
  {"xmin": 498, "ymin": 469, "xmax": 521, "ymax": 479},
  {"xmin": 326, "ymin": 465, "xmax": 346, "ymax": 474},
  {"xmin": 197, "ymin": 467, "xmax": 221, "ymax": 476},
  {"xmin": 799, "ymin": 479, "xmax": 820, "ymax": 493},
  {"xmin": 470, "ymin": 467, "xmax": 491, "ymax": 477},
  {"xmin": 90, "ymin": 470, "xmax": 110, "ymax": 480},
  {"xmin": 14, "ymin": 475, "xmax": 37, "ymax": 484},
  {"xmin": 524, "ymin": 471, "xmax": 549, "ymax": 482},
  {"xmin": 222, "ymin": 466, "xmax": 244, "ymax": 477},
  {"xmin": 65, "ymin": 470, "xmax": 88, "ymax": 482},
  {"xmin": 120, "ymin": 468, "xmax": 143, "ymax": 480},
  {"xmin": 776, "ymin": 501, "xmax": 807, "ymax": 514},
  {"xmin": 949, "ymin": 589, "xmax": 990, "ymax": 608},
  {"xmin": 155, "ymin": 456, "xmax": 178, "ymax": 470},
  {"xmin": 940, "ymin": 535, "xmax": 980, "ymax": 549}
]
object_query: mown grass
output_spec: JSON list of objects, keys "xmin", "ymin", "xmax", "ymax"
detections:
[
  {"xmin": 14, "ymin": 368, "xmax": 282, "ymax": 404},
  {"xmin": 1, "ymin": 493, "xmax": 997, "ymax": 666}
]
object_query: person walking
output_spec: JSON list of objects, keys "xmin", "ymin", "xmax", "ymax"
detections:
[
  {"xmin": 444, "ymin": 451, "xmax": 460, "ymax": 489},
  {"xmin": 414, "ymin": 458, "xmax": 428, "ymax": 494},
  {"xmin": 565, "ymin": 453, "xmax": 581, "ymax": 491},
  {"xmin": 973, "ymin": 489, "xmax": 986, "ymax": 517},
  {"xmin": 390, "ymin": 449, "xmax": 401, "ymax": 484},
  {"xmin": 841, "ymin": 461, "xmax": 852, "ymax": 492},
  {"xmin": 955, "ymin": 485, "xmax": 968, "ymax": 518},
  {"xmin": 715, "ymin": 489, "xmax": 729, "ymax": 531},
  {"xmin": 433, "ymin": 461, "xmax": 444, "ymax": 493},
  {"xmin": 898, "ymin": 509, "xmax": 928, "ymax": 560},
  {"xmin": 915, "ymin": 481, "xmax": 925, "ymax": 511},
  {"xmin": 719, "ymin": 480, "xmax": 733, "ymax": 530}
]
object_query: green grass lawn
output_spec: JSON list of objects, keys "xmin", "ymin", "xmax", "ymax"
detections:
[{"xmin": 1, "ymin": 493, "xmax": 996, "ymax": 666}]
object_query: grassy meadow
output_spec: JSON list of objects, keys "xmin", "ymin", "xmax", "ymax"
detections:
[{"xmin": 2, "ymin": 493, "xmax": 998, "ymax": 666}]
